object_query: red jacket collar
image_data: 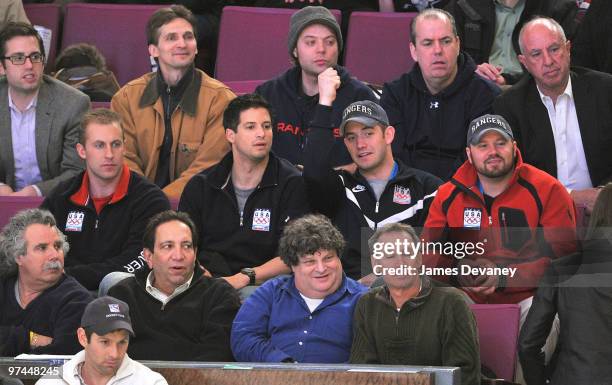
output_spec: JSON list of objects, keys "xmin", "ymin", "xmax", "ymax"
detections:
[{"xmin": 70, "ymin": 165, "xmax": 131, "ymax": 206}]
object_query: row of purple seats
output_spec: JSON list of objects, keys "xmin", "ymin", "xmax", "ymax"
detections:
[
  {"xmin": 0, "ymin": 197, "xmax": 44, "ymax": 230},
  {"xmin": 343, "ymin": 11, "xmax": 416, "ymax": 86},
  {"xmin": 24, "ymin": 4, "xmax": 416, "ymax": 90},
  {"xmin": 216, "ymin": 7, "xmax": 417, "ymax": 87},
  {"xmin": 215, "ymin": 7, "xmax": 341, "ymax": 83},
  {"xmin": 24, "ymin": 3, "xmax": 164, "ymax": 86}
]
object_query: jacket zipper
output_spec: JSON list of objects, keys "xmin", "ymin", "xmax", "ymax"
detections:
[
  {"xmin": 501, "ymin": 212, "xmax": 508, "ymax": 240},
  {"xmin": 395, "ymin": 309, "xmax": 400, "ymax": 337},
  {"xmin": 166, "ymin": 85, "xmax": 172, "ymax": 120},
  {"xmin": 239, "ymin": 186, "xmax": 261, "ymax": 228}
]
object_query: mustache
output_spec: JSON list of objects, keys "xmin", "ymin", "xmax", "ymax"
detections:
[
  {"xmin": 43, "ymin": 261, "xmax": 63, "ymax": 271},
  {"xmin": 485, "ymin": 155, "xmax": 503, "ymax": 162}
]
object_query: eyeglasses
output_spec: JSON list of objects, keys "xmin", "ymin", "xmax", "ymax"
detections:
[{"xmin": 2, "ymin": 52, "xmax": 44, "ymax": 65}]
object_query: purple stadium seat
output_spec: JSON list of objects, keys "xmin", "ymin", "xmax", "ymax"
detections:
[
  {"xmin": 61, "ymin": 3, "xmax": 165, "ymax": 86},
  {"xmin": 343, "ymin": 12, "xmax": 417, "ymax": 86},
  {"xmin": 470, "ymin": 304, "xmax": 520, "ymax": 381},
  {"xmin": 23, "ymin": 3, "xmax": 61, "ymax": 73},
  {"xmin": 0, "ymin": 197, "xmax": 45, "ymax": 230},
  {"xmin": 224, "ymin": 80, "xmax": 266, "ymax": 95},
  {"xmin": 91, "ymin": 101, "xmax": 111, "ymax": 109},
  {"xmin": 215, "ymin": 6, "xmax": 341, "ymax": 83}
]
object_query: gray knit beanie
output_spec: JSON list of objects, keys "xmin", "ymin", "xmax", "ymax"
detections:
[{"xmin": 288, "ymin": 6, "xmax": 343, "ymax": 59}]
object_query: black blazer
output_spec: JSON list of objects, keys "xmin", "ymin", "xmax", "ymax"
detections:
[{"xmin": 494, "ymin": 67, "xmax": 612, "ymax": 187}]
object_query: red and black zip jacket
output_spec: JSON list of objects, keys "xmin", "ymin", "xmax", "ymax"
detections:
[
  {"xmin": 422, "ymin": 149, "xmax": 578, "ymax": 304},
  {"xmin": 42, "ymin": 166, "xmax": 171, "ymax": 290}
]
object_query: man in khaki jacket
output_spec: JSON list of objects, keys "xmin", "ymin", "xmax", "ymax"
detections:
[
  {"xmin": 111, "ymin": 5, "xmax": 234, "ymax": 198},
  {"xmin": 1, "ymin": 0, "xmax": 30, "ymax": 25}
]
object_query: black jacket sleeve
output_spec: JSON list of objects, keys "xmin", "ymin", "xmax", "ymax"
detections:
[
  {"xmin": 380, "ymin": 81, "xmax": 407, "ymax": 164},
  {"xmin": 302, "ymin": 105, "xmax": 345, "ymax": 218},
  {"xmin": 277, "ymin": 174, "xmax": 311, "ymax": 233},
  {"xmin": 414, "ymin": 171, "xmax": 444, "ymax": 229},
  {"xmin": 518, "ymin": 266, "xmax": 558, "ymax": 385},
  {"xmin": 195, "ymin": 279, "xmax": 241, "ymax": 361}
]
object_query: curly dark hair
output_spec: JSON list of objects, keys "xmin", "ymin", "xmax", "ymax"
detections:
[
  {"xmin": 278, "ymin": 214, "xmax": 345, "ymax": 267},
  {"xmin": 55, "ymin": 43, "xmax": 107, "ymax": 71}
]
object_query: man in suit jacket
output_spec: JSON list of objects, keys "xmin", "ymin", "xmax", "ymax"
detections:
[
  {"xmin": 0, "ymin": 22, "xmax": 89, "ymax": 197},
  {"xmin": 494, "ymin": 17, "xmax": 612, "ymax": 212},
  {"xmin": 446, "ymin": 0, "xmax": 577, "ymax": 86}
]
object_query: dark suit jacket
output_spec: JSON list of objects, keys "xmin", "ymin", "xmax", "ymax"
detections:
[
  {"xmin": 0, "ymin": 75, "xmax": 90, "ymax": 195},
  {"xmin": 494, "ymin": 67, "xmax": 612, "ymax": 187}
]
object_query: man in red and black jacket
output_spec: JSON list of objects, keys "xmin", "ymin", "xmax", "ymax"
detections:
[
  {"xmin": 423, "ymin": 114, "xmax": 577, "ymax": 306},
  {"xmin": 42, "ymin": 109, "xmax": 170, "ymax": 291}
]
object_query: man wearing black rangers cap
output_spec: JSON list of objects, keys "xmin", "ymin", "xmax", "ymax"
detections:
[
  {"xmin": 423, "ymin": 113, "xmax": 577, "ymax": 306},
  {"xmin": 304, "ymin": 100, "xmax": 443, "ymax": 282},
  {"xmin": 37, "ymin": 296, "xmax": 167, "ymax": 385}
]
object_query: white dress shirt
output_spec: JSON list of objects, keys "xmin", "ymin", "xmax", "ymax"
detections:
[
  {"xmin": 537, "ymin": 77, "xmax": 593, "ymax": 190},
  {"xmin": 146, "ymin": 271, "xmax": 194, "ymax": 306}
]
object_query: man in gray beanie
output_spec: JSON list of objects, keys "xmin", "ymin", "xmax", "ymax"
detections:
[{"xmin": 255, "ymin": 6, "xmax": 376, "ymax": 168}]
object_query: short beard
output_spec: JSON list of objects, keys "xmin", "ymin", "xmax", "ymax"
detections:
[{"xmin": 471, "ymin": 154, "xmax": 515, "ymax": 179}]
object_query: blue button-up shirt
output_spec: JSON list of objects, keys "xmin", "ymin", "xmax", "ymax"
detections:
[
  {"xmin": 8, "ymin": 91, "xmax": 42, "ymax": 190},
  {"xmin": 231, "ymin": 274, "xmax": 366, "ymax": 363}
]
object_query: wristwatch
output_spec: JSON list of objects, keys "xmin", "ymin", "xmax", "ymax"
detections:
[{"xmin": 240, "ymin": 268, "xmax": 256, "ymax": 286}]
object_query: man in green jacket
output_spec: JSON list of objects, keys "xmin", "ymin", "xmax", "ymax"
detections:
[{"xmin": 350, "ymin": 222, "xmax": 481, "ymax": 385}]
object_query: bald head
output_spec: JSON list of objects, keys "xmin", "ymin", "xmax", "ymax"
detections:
[
  {"xmin": 519, "ymin": 17, "xmax": 566, "ymax": 54},
  {"xmin": 517, "ymin": 17, "xmax": 571, "ymax": 99}
]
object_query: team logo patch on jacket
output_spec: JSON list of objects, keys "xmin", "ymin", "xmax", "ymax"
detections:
[
  {"xmin": 65, "ymin": 211, "xmax": 85, "ymax": 232},
  {"xmin": 352, "ymin": 185, "xmax": 366, "ymax": 193},
  {"xmin": 463, "ymin": 208, "xmax": 482, "ymax": 228},
  {"xmin": 393, "ymin": 186, "xmax": 411, "ymax": 205},
  {"xmin": 252, "ymin": 209, "xmax": 271, "ymax": 232}
]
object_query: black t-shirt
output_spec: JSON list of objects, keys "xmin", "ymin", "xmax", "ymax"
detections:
[
  {"xmin": 155, "ymin": 68, "xmax": 194, "ymax": 188},
  {"xmin": 483, "ymin": 193, "xmax": 495, "ymax": 215}
]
